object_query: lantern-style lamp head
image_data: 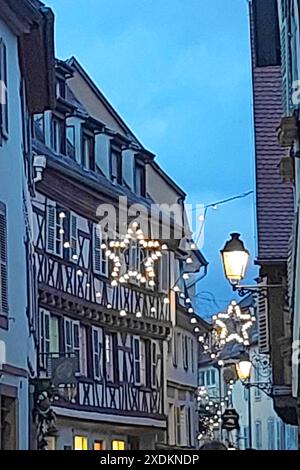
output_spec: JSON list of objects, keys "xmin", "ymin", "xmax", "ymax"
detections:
[
  {"xmin": 221, "ymin": 233, "xmax": 249, "ymax": 285},
  {"xmin": 236, "ymin": 355, "xmax": 252, "ymax": 381}
]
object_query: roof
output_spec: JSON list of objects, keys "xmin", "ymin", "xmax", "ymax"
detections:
[
  {"xmin": 150, "ymin": 160, "xmax": 186, "ymax": 199},
  {"xmin": 0, "ymin": 0, "xmax": 56, "ymax": 113},
  {"xmin": 251, "ymin": 2, "xmax": 294, "ymax": 262},
  {"xmin": 66, "ymin": 56, "xmax": 149, "ymax": 152}
]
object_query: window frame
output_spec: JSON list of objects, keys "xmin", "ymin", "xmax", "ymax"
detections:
[
  {"xmin": 135, "ymin": 160, "xmax": 146, "ymax": 197},
  {"xmin": 46, "ymin": 201, "xmax": 64, "ymax": 258},
  {"xmin": 132, "ymin": 336, "xmax": 141, "ymax": 385},
  {"xmin": 81, "ymin": 128, "xmax": 95, "ymax": 170},
  {"xmin": 0, "ymin": 38, "xmax": 8, "ymax": 142},
  {"xmin": 93, "ymin": 224, "xmax": 108, "ymax": 277},
  {"xmin": 110, "ymin": 146, "xmax": 122, "ymax": 184},
  {"xmin": 51, "ymin": 114, "xmax": 66, "ymax": 155},
  {"xmin": 0, "ymin": 202, "xmax": 8, "ymax": 319},
  {"xmin": 92, "ymin": 326, "xmax": 103, "ymax": 381}
]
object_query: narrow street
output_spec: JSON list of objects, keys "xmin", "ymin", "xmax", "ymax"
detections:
[{"xmin": 0, "ymin": 0, "xmax": 299, "ymax": 456}]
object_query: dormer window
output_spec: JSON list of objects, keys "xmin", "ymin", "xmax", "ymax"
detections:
[
  {"xmin": 56, "ymin": 77, "xmax": 66, "ymax": 100},
  {"xmin": 110, "ymin": 147, "xmax": 122, "ymax": 184},
  {"xmin": 66, "ymin": 125, "xmax": 75, "ymax": 159},
  {"xmin": 82, "ymin": 130, "xmax": 95, "ymax": 170},
  {"xmin": 135, "ymin": 161, "xmax": 146, "ymax": 197},
  {"xmin": 51, "ymin": 115, "xmax": 66, "ymax": 155}
]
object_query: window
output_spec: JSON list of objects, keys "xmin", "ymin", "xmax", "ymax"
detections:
[
  {"xmin": 51, "ymin": 116, "xmax": 65, "ymax": 154},
  {"xmin": 66, "ymin": 125, "xmax": 75, "ymax": 159},
  {"xmin": 112, "ymin": 440, "xmax": 125, "ymax": 450},
  {"xmin": 133, "ymin": 337, "xmax": 141, "ymax": 384},
  {"xmin": 34, "ymin": 114, "xmax": 45, "ymax": 142},
  {"xmin": 191, "ymin": 339, "xmax": 195, "ymax": 373},
  {"xmin": 94, "ymin": 441, "xmax": 104, "ymax": 450},
  {"xmin": 0, "ymin": 202, "xmax": 8, "ymax": 317},
  {"xmin": 45, "ymin": 437, "xmax": 56, "ymax": 450},
  {"xmin": 74, "ymin": 435, "xmax": 88, "ymax": 450},
  {"xmin": 110, "ymin": 148, "xmax": 122, "ymax": 184},
  {"xmin": 128, "ymin": 241, "xmax": 141, "ymax": 284},
  {"xmin": 46, "ymin": 201, "xmax": 64, "ymax": 258},
  {"xmin": 56, "ymin": 78, "xmax": 66, "ymax": 99},
  {"xmin": 0, "ymin": 395, "xmax": 16, "ymax": 449},
  {"xmin": 186, "ymin": 407, "xmax": 192, "ymax": 447},
  {"xmin": 199, "ymin": 369, "xmax": 216, "ymax": 388},
  {"xmin": 64, "ymin": 318, "xmax": 82, "ymax": 372},
  {"xmin": 135, "ymin": 162, "xmax": 146, "ymax": 197},
  {"xmin": 182, "ymin": 336, "xmax": 188, "ymax": 370},
  {"xmin": 93, "ymin": 224, "xmax": 107, "ymax": 276},
  {"xmin": 276, "ymin": 420, "xmax": 285, "ymax": 450},
  {"xmin": 173, "ymin": 331, "xmax": 181, "ymax": 367},
  {"xmin": 20, "ymin": 80, "xmax": 30, "ymax": 156},
  {"xmin": 69, "ymin": 213, "xmax": 78, "ymax": 261},
  {"xmin": 159, "ymin": 252, "xmax": 169, "ymax": 293},
  {"xmin": 243, "ymin": 426, "xmax": 249, "ymax": 450},
  {"xmin": 79, "ymin": 325, "xmax": 87, "ymax": 376},
  {"xmin": 82, "ymin": 131, "xmax": 95, "ymax": 170},
  {"xmin": 92, "ymin": 326, "xmax": 103, "ymax": 380},
  {"xmin": 105, "ymin": 333, "xmax": 118, "ymax": 382},
  {"xmin": 254, "ymin": 366, "xmax": 261, "ymax": 400},
  {"xmin": 39, "ymin": 310, "xmax": 59, "ymax": 369},
  {"xmin": 0, "ymin": 39, "xmax": 8, "ymax": 141},
  {"xmin": 268, "ymin": 418, "xmax": 275, "ymax": 450},
  {"xmin": 175, "ymin": 406, "xmax": 182, "ymax": 446},
  {"xmin": 151, "ymin": 342, "xmax": 157, "ymax": 388},
  {"xmin": 255, "ymin": 420, "xmax": 262, "ymax": 450}
]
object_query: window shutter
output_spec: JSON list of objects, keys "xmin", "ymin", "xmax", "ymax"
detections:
[
  {"xmin": 39, "ymin": 309, "xmax": 50, "ymax": 369},
  {"xmin": 0, "ymin": 39, "xmax": 8, "ymax": 139},
  {"xmin": 159, "ymin": 252, "xmax": 169, "ymax": 293},
  {"xmin": 133, "ymin": 337, "xmax": 141, "ymax": 384},
  {"xmin": 0, "ymin": 203, "xmax": 8, "ymax": 314},
  {"xmin": 70, "ymin": 213, "xmax": 77, "ymax": 259},
  {"xmin": 151, "ymin": 342, "xmax": 157, "ymax": 388},
  {"xmin": 279, "ymin": 5, "xmax": 292, "ymax": 115},
  {"xmin": 72, "ymin": 321, "xmax": 80, "ymax": 371},
  {"xmin": 64, "ymin": 318, "xmax": 72, "ymax": 354},
  {"xmin": 256, "ymin": 278, "xmax": 270, "ymax": 354},
  {"xmin": 46, "ymin": 202, "xmax": 56, "ymax": 254},
  {"xmin": 93, "ymin": 224, "xmax": 107, "ymax": 276},
  {"xmin": 92, "ymin": 326, "xmax": 103, "ymax": 380}
]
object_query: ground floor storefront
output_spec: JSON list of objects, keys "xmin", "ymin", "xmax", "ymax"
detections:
[
  {"xmin": 0, "ymin": 366, "xmax": 29, "ymax": 449},
  {"xmin": 45, "ymin": 411, "xmax": 166, "ymax": 450}
]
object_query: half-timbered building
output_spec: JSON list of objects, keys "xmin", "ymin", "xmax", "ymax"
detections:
[{"xmin": 30, "ymin": 55, "xmax": 208, "ymax": 450}]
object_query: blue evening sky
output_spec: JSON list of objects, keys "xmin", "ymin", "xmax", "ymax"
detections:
[{"xmin": 46, "ymin": 0, "xmax": 256, "ymax": 318}]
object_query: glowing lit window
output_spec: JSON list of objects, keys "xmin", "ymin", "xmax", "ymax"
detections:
[
  {"xmin": 74, "ymin": 435, "xmax": 88, "ymax": 450},
  {"xmin": 94, "ymin": 441, "xmax": 104, "ymax": 450},
  {"xmin": 112, "ymin": 440, "xmax": 125, "ymax": 450}
]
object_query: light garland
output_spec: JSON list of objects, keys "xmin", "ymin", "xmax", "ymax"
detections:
[{"xmin": 49, "ymin": 209, "xmax": 203, "ymax": 327}]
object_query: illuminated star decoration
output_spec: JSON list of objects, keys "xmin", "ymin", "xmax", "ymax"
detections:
[
  {"xmin": 212, "ymin": 301, "xmax": 256, "ymax": 348},
  {"xmin": 102, "ymin": 222, "xmax": 168, "ymax": 288}
]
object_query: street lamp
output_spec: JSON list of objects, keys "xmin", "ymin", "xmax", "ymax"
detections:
[
  {"xmin": 220, "ymin": 233, "xmax": 249, "ymax": 285},
  {"xmin": 221, "ymin": 233, "xmax": 284, "ymax": 297},
  {"xmin": 235, "ymin": 358, "xmax": 252, "ymax": 381},
  {"xmin": 235, "ymin": 353, "xmax": 273, "ymax": 450}
]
